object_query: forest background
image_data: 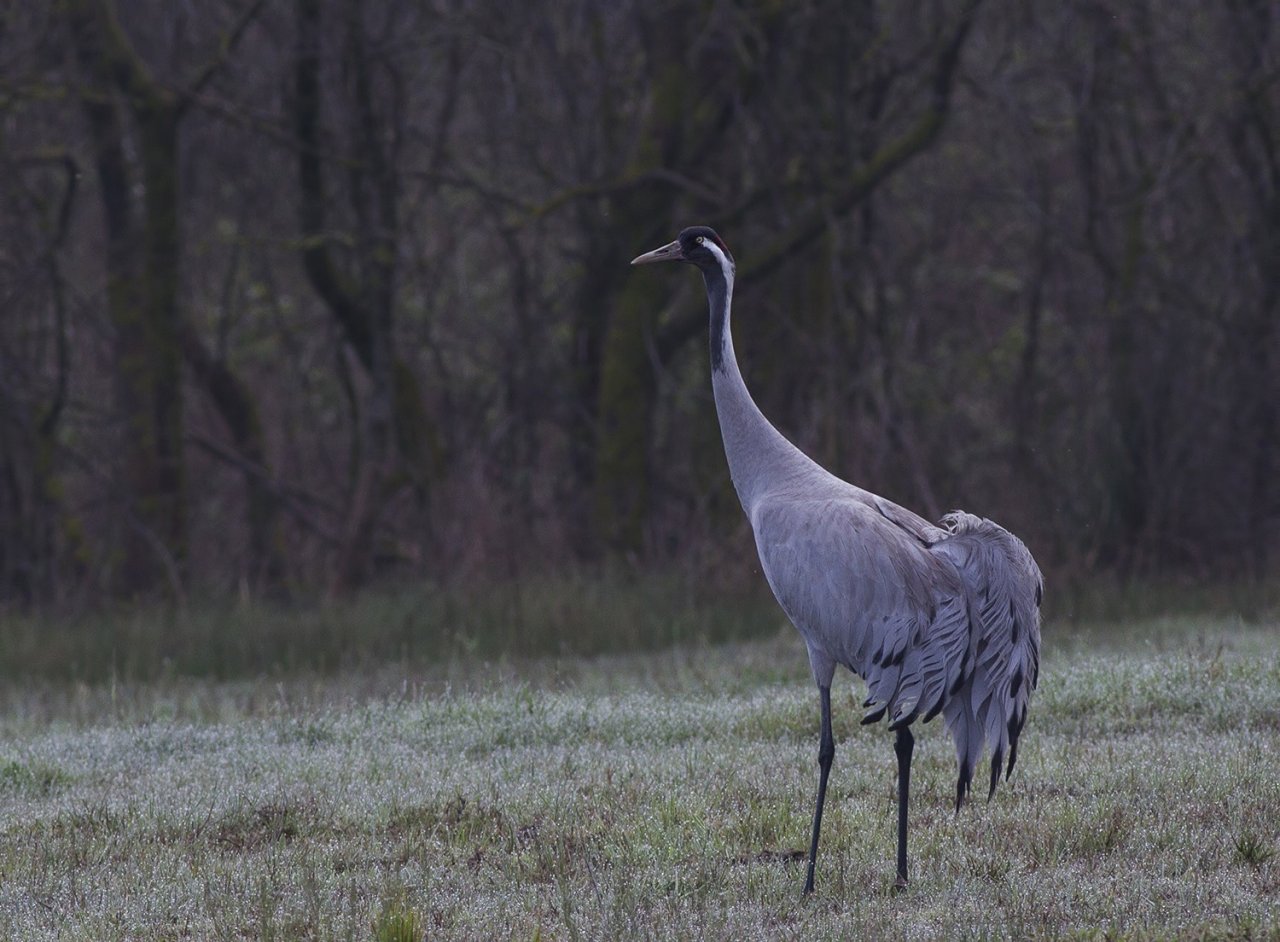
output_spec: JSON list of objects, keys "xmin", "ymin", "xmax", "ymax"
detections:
[{"xmin": 2, "ymin": 0, "xmax": 1277, "ymax": 613}]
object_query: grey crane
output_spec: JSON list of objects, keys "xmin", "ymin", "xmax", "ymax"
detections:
[{"xmin": 632, "ymin": 226, "xmax": 1042, "ymax": 894}]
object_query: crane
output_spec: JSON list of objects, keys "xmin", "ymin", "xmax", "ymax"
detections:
[{"xmin": 632, "ymin": 226, "xmax": 1042, "ymax": 894}]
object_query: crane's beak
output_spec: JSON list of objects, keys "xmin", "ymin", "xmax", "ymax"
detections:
[{"xmin": 630, "ymin": 239, "xmax": 683, "ymax": 265}]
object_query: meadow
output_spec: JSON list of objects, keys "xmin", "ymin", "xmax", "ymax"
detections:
[{"xmin": 1, "ymin": 577, "xmax": 1278, "ymax": 940}]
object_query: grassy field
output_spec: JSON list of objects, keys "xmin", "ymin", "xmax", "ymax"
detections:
[{"xmin": 1, "ymin": 584, "xmax": 1278, "ymax": 940}]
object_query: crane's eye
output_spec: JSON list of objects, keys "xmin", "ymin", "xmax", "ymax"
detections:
[{"xmin": 695, "ymin": 236, "xmax": 705, "ymax": 244}]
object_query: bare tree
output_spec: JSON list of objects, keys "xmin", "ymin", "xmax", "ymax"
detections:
[
  {"xmin": 292, "ymin": 0, "xmax": 447, "ymax": 592},
  {"xmin": 64, "ymin": 0, "xmax": 265, "ymax": 596}
]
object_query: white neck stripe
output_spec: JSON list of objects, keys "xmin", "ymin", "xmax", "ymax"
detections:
[{"xmin": 703, "ymin": 240, "xmax": 735, "ymax": 290}]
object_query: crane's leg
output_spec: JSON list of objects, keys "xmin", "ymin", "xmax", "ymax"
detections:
[
  {"xmin": 894, "ymin": 725, "xmax": 914, "ymax": 889},
  {"xmin": 803, "ymin": 685, "xmax": 834, "ymax": 895}
]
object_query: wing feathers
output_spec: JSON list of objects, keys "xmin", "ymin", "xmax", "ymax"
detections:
[
  {"xmin": 934, "ymin": 511, "xmax": 1042, "ymax": 809},
  {"xmin": 752, "ymin": 496, "xmax": 1041, "ymax": 811}
]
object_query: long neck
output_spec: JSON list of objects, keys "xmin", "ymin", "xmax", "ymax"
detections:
[{"xmin": 702, "ymin": 260, "xmax": 824, "ymax": 511}]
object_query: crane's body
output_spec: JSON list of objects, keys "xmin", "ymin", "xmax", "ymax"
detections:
[{"xmin": 633, "ymin": 226, "xmax": 1042, "ymax": 893}]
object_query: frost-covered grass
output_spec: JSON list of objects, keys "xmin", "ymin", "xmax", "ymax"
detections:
[{"xmin": 1, "ymin": 614, "xmax": 1278, "ymax": 940}]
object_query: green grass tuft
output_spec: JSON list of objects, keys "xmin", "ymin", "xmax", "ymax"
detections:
[
  {"xmin": 1235, "ymin": 830, "xmax": 1277, "ymax": 868},
  {"xmin": 0, "ymin": 758, "xmax": 73, "ymax": 795},
  {"xmin": 373, "ymin": 897, "xmax": 425, "ymax": 942}
]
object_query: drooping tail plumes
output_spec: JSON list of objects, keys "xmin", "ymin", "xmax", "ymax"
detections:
[{"xmin": 932, "ymin": 511, "xmax": 1042, "ymax": 810}]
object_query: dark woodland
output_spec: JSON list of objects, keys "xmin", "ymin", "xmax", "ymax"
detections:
[{"xmin": 1, "ymin": 0, "xmax": 1277, "ymax": 606}]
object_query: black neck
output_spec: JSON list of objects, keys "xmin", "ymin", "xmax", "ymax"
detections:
[{"xmin": 703, "ymin": 265, "xmax": 731, "ymax": 373}]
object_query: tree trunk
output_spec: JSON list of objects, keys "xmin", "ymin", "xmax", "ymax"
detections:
[
  {"xmin": 71, "ymin": 3, "xmax": 187, "ymax": 595},
  {"xmin": 180, "ymin": 324, "xmax": 284, "ymax": 590},
  {"xmin": 294, "ymin": 0, "xmax": 442, "ymax": 593}
]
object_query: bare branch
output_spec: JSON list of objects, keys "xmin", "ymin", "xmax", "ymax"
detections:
[{"xmin": 182, "ymin": 0, "xmax": 270, "ymax": 109}]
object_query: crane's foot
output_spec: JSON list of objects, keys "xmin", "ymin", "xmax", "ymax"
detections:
[{"xmin": 894, "ymin": 874, "xmax": 909, "ymax": 892}]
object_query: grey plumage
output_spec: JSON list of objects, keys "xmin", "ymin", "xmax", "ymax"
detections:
[{"xmin": 633, "ymin": 226, "xmax": 1042, "ymax": 893}]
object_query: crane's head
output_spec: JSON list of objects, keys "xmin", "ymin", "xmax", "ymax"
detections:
[{"xmin": 631, "ymin": 226, "xmax": 735, "ymax": 278}]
